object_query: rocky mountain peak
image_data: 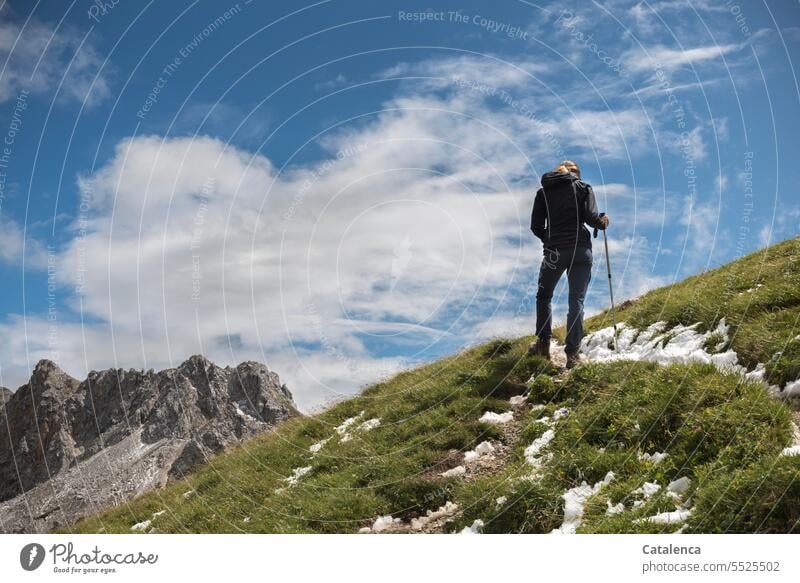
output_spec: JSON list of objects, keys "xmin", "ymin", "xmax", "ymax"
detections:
[{"xmin": 0, "ymin": 356, "xmax": 299, "ymax": 533}]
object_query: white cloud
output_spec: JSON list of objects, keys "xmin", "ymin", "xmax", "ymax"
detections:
[
  {"xmin": 624, "ymin": 43, "xmax": 740, "ymax": 74},
  {"xmin": 0, "ymin": 216, "xmax": 24, "ymax": 263},
  {"xmin": 3, "ymin": 90, "xmax": 542, "ymax": 407},
  {"xmin": 381, "ymin": 55, "xmax": 548, "ymax": 90},
  {"xmin": 0, "ymin": 215, "xmax": 48, "ymax": 267},
  {"xmin": 0, "ymin": 50, "xmax": 700, "ymax": 408},
  {"xmin": 0, "ymin": 9, "xmax": 109, "ymax": 105}
]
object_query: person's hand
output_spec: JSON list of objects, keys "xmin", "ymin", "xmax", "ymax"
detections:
[{"xmin": 600, "ymin": 215, "xmax": 610, "ymax": 228}]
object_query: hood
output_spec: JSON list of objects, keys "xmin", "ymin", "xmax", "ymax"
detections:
[{"xmin": 541, "ymin": 171, "xmax": 579, "ymax": 187}]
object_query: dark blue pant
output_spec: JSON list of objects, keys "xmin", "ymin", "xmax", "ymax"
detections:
[{"xmin": 536, "ymin": 246, "xmax": 593, "ymax": 355}]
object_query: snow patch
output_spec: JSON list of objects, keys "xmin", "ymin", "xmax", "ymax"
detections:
[
  {"xmin": 781, "ymin": 424, "xmax": 800, "ymax": 456},
  {"xmin": 335, "ymin": 412, "xmax": 364, "ymax": 435},
  {"xmin": 371, "ymin": 515, "xmax": 401, "ymax": 532},
  {"xmin": 667, "ymin": 477, "xmax": 691, "ymax": 497},
  {"xmin": 784, "ymin": 379, "xmax": 800, "ymax": 398},
  {"xmin": 606, "ymin": 501, "xmax": 625, "ymax": 516},
  {"xmin": 638, "ymin": 451, "xmax": 668, "ymax": 464},
  {"xmin": 582, "ymin": 320, "xmax": 741, "ymax": 371},
  {"xmin": 337, "ymin": 413, "xmax": 379, "ymax": 443},
  {"xmin": 495, "ymin": 496, "xmax": 508, "ymax": 507},
  {"xmin": 309, "ymin": 438, "xmax": 331, "ymax": 454},
  {"xmin": 479, "ymin": 411, "xmax": 514, "ymax": 425},
  {"xmin": 131, "ymin": 519, "xmax": 151, "ymax": 531},
  {"xmin": 509, "ymin": 395, "xmax": 528, "ymax": 406},
  {"xmin": 524, "ymin": 429, "xmax": 555, "ymax": 466},
  {"xmin": 441, "ymin": 465, "xmax": 466, "ymax": 478},
  {"xmin": 359, "ymin": 418, "xmax": 381, "ymax": 432},
  {"xmin": 582, "ymin": 320, "xmax": 800, "ymax": 397},
  {"xmin": 552, "ymin": 471, "xmax": 615, "ymax": 534},
  {"xmin": 641, "ymin": 508, "xmax": 693, "ymax": 525},
  {"xmin": 460, "ymin": 519, "xmax": 484, "ymax": 534},
  {"xmin": 632, "ymin": 482, "xmax": 661, "ymax": 507},
  {"xmin": 284, "ymin": 466, "xmax": 312, "ymax": 486},
  {"xmin": 410, "ymin": 501, "xmax": 459, "ymax": 530},
  {"xmin": 464, "ymin": 441, "xmax": 495, "ymax": 463}
]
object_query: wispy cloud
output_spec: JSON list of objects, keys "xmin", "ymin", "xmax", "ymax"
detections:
[
  {"xmin": 623, "ymin": 43, "xmax": 740, "ymax": 74},
  {"xmin": 0, "ymin": 8, "xmax": 109, "ymax": 105}
]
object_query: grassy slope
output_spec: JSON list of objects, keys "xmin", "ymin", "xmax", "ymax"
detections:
[
  {"xmin": 585, "ymin": 236, "xmax": 800, "ymax": 387},
  {"xmin": 68, "ymin": 238, "xmax": 800, "ymax": 534}
]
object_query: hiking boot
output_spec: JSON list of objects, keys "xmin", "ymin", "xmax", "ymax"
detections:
[
  {"xmin": 528, "ymin": 338, "xmax": 550, "ymax": 359},
  {"xmin": 565, "ymin": 352, "xmax": 582, "ymax": 369}
]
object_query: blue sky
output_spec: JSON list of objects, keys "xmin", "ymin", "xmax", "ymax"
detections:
[{"xmin": 0, "ymin": 0, "xmax": 798, "ymax": 409}]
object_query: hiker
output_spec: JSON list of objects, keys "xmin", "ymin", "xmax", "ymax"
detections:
[{"xmin": 529, "ymin": 160, "xmax": 609, "ymax": 368}]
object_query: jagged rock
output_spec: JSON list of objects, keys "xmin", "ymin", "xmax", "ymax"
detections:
[{"xmin": 0, "ymin": 356, "xmax": 298, "ymax": 533}]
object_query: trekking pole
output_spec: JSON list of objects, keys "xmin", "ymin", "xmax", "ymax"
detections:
[{"xmin": 594, "ymin": 213, "xmax": 618, "ymax": 350}]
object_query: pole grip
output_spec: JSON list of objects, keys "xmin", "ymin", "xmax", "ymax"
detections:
[{"xmin": 593, "ymin": 212, "xmax": 606, "ymax": 238}]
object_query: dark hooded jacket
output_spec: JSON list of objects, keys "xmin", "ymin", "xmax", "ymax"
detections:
[{"xmin": 530, "ymin": 171, "xmax": 605, "ymax": 251}]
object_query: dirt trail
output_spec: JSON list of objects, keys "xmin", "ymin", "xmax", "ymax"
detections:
[{"xmin": 367, "ymin": 345, "xmax": 571, "ymax": 534}]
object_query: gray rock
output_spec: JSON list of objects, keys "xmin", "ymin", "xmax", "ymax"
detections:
[{"xmin": 0, "ymin": 356, "xmax": 298, "ymax": 533}]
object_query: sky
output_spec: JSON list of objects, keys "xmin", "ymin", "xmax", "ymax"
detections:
[{"xmin": 0, "ymin": 0, "xmax": 798, "ymax": 410}]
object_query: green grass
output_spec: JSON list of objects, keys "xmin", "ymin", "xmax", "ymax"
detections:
[
  {"xmin": 448, "ymin": 361, "xmax": 797, "ymax": 534},
  {"xmin": 585, "ymin": 236, "xmax": 800, "ymax": 387},
  {"xmin": 66, "ymin": 339, "xmax": 555, "ymax": 534},
  {"xmin": 64, "ymin": 238, "xmax": 800, "ymax": 534}
]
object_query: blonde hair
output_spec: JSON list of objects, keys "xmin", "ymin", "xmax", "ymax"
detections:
[{"xmin": 554, "ymin": 159, "xmax": 580, "ymax": 178}]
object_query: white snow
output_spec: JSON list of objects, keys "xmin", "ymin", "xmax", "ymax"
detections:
[
  {"xmin": 582, "ymin": 320, "xmax": 800, "ymax": 398},
  {"xmin": 553, "ymin": 407, "xmax": 570, "ymax": 420},
  {"xmin": 551, "ymin": 471, "xmax": 615, "ymax": 534},
  {"xmin": 337, "ymin": 414, "xmax": 378, "ymax": 443},
  {"xmin": 464, "ymin": 441, "xmax": 495, "ymax": 463},
  {"xmin": 131, "ymin": 519, "xmax": 152, "ymax": 531},
  {"xmin": 524, "ymin": 429, "xmax": 555, "ymax": 466},
  {"xmin": 606, "ymin": 501, "xmax": 625, "ymax": 516},
  {"xmin": 781, "ymin": 424, "xmax": 800, "ymax": 456},
  {"xmin": 182, "ymin": 490, "xmax": 195, "ymax": 499},
  {"xmin": 632, "ymin": 482, "xmax": 661, "ymax": 507},
  {"xmin": 359, "ymin": 418, "xmax": 381, "ymax": 432},
  {"xmin": 284, "ymin": 466, "xmax": 312, "ymax": 485},
  {"xmin": 309, "ymin": 438, "xmax": 331, "ymax": 454},
  {"xmin": 581, "ymin": 320, "xmax": 741, "ymax": 371},
  {"xmin": 410, "ymin": 501, "xmax": 459, "ymax": 530},
  {"xmin": 335, "ymin": 412, "xmax": 364, "ymax": 435},
  {"xmin": 371, "ymin": 515, "xmax": 401, "ymax": 532},
  {"xmin": 441, "ymin": 465, "xmax": 466, "ymax": 478},
  {"xmin": 152, "ymin": 510, "xmax": 165, "ymax": 518},
  {"xmin": 460, "ymin": 519, "xmax": 484, "ymax": 534},
  {"xmin": 479, "ymin": 411, "xmax": 514, "ymax": 425},
  {"xmin": 641, "ymin": 508, "xmax": 693, "ymax": 525},
  {"xmin": 495, "ymin": 496, "xmax": 508, "ymax": 507},
  {"xmin": 745, "ymin": 363, "xmax": 767, "ymax": 383},
  {"xmin": 509, "ymin": 395, "xmax": 528, "ymax": 406},
  {"xmin": 784, "ymin": 378, "xmax": 800, "ymax": 398},
  {"xmin": 639, "ymin": 451, "xmax": 668, "ymax": 464},
  {"xmin": 667, "ymin": 477, "xmax": 691, "ymax": 497}
]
